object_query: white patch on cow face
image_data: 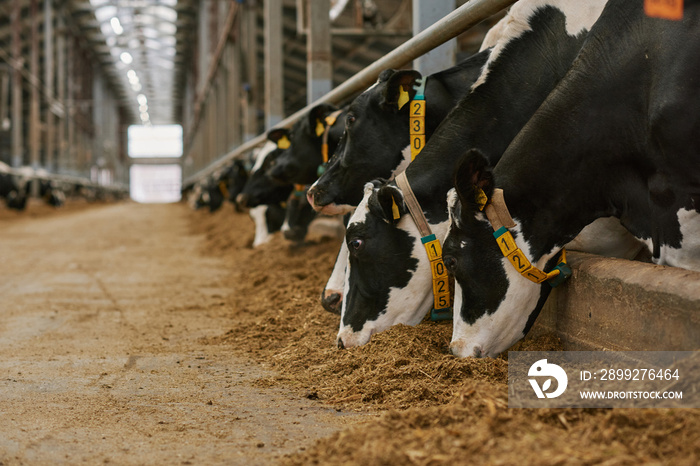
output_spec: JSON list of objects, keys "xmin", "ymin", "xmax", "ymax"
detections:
[
  {"xmin": 325, "ymin": 240, "xmax": 348, "ymax": 298},
  {"xmin": 641, "ymin": 208, "xmax": 700, "ymax": 271},
  {"xmin": 251, "ymin": 141, "xmax": 277, "ymax": 174},
  {"xmin": 472, "ymin": 0, "xmax": 607, "ymax": 91},
  {"xmin": 449, "ymin": 222, "xmax": 560, "ymax": 358},
  {"xmin": 250, "ymin": 205, "xmax": 274, "ymax": 247},
  {"xmin": 337, "ymin": 184, "xmax": 449, "ymax": 348}
]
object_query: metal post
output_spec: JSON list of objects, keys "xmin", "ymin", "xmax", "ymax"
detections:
[
  {"xmin": 307, "ymin": 0, "xmax": 332, "ymax": 103},
  {"xmin": 226, "ymin": 40, "xmax": 242, "ymax": 150},
  {"xmin": 30, "ymin": 0, "xmax": 40, "ymax": 196},
  {"xmin": 44, "ymin": 0, "xmax": 55, "ymax": 172},
  {"xmin": 67, "ymin": 37, "xmax": 75, "ymax": 175},
  {"xmin": 56, "ymin": 14, "xmax": 66, "ymax": 173},
  {"xmin": 264, "ymin": 0, "xmax": 284, "ymax": 129},
  {"xmin": 10, "ymin": 1, "xmax": 24, "ymax": 168},
  {"xmin": 412, "ymin": 0, "xmax": 457, "ymax": 74},
  {"xmin": 243, "ymin": 1, "xmax": 259, "ymax": 141}
]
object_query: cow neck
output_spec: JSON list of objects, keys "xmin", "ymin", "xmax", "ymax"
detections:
[
  {"xmin": 481, "ymin": 188, "xmax": 571, "ymax": 287},
  {"xmin": 317, "ymin": 109, "xmax": 344, "ymax": 177},
  {"xmin": 394, "ymin": 171, "xmax": 452, "ymax": 321}
]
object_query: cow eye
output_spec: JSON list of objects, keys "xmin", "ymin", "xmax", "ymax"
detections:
[
  {"xmin": 348, "ymin": 238, "xmax": 364, "ymax": 251},
  {"xmin": 346, "ymin": 114, "xmax": 356, "ymax": 127}
]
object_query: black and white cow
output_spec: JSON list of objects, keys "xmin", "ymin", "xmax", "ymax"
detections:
[
  {"xmin": 0, "ymin": 162, "xmax": 28, "ymax": 210},
  {"xmin": 281, "ymin": 185, "xmax": 320, "ymax": 243},
  {"xmin": 309, "ymin": 50, "xmax": 492, "ymax": 314},
  {"xmin": 223, "ymin": 159, "xmax": 251, "ymax": 212},
  {"xmin": 337, "ymin": 0, "xmax": 614, "ymax": 348},
  {"xmin": 443, "ymin": 0, "xmax": 700, "ymax": 358},
  {"xmin": 266, "ymin": 104, "xmax": 347, "ymax": 186},
  {"xmin": 204, "ymin": 160, "xmax": 250, "ymax": 213},
  {"xmin": 307, "ymin": 51, "xmax": 490, "ymax": 216},
  {"xmin": 237, "ymin": 142, "xmax": 293, "ymax": 209},
  {"xmin": 235, "ymin": 141, "xmax": 291, "ymax": 247}
]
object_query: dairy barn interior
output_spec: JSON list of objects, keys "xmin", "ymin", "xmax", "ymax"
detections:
[{"xmin": 1, "ymin": 0, "xmax": 699, "ymax": 464}]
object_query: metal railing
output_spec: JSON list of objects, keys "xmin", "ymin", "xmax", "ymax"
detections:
[{"xmin": 182, "ymin": 0, "xmax": 518, "ymax": 188}]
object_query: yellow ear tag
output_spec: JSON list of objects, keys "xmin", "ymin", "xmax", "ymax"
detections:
[
  {"xmin": 277, "ymin": 135, "xmax": 291, "ymax": 149},
  {"xmin": 397, "ymin": 86, "xmax": 410, "ymax": 110},
  {"xmin": 391, "ymin": 198, "xmax": 401, "ymax": 220},
  {"xmin": 475, "ymin": 187, "xmax": 488, "ymax": 211},
  {"xmin": 315, "ymin": 119, "xmax": 325, "ymax": 137}
]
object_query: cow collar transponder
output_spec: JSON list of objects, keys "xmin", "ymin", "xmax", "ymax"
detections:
[
  {"xmin": 481, "ymin": 188, "xmax": 571, "ymax": 287},
  {"xmin": 317, "ymin": 109, "xmax": 344, "ymax": 177},
  {"xmin": 394, "ymin": 171, "xmax": 452, "ymax": 321}
]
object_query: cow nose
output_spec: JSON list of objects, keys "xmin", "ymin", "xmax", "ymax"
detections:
[
  {"xmin": 337, "ymin": 338, "xmax": 346, "ymax": 350},
  {"xmin": 306, "ymin": 189, "xmax": 316, "ymax": 208},
  {"xmin": 443, "ymin": 254, "xmax": 457, "ymax": 272},
  {"xmin": 236, "ymin": 193, "xmax": 249, "ymax": 208},
  {"xmin": 321, "ymin": 291, "xmax": 342, "ymax": 315}
]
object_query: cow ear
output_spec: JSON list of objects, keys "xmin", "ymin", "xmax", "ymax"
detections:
[
  {"xmin": 453, "ymin": 149, "xmax": 494, "ymax": 213},
  {"xmin": 381, "ymin": 70, "xmax": 422, "ymax": 112},
  {"xmin": 307, "ymin": 104, "xmax": 338, "ymax": 138},
  {"xmin": 267, "ymin": 128, "xmax": 291, "ymax": 149},
  {"xmin": 371, "ymin": 184, "xmax": 407, "ymax": 225}
]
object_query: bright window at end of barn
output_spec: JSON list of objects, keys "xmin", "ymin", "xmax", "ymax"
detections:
[{"xmin": 128, "ymin": 124, "xmax": 183, "ymax": 158}]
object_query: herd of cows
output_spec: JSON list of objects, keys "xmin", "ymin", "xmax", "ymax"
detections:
[
  {"xmin": 187, "ymin": 0, "xmax": 700, "ymax": 358},
  {"xmin": 0, "ymin": 161, "xmax": 126, "ymax": 210}
]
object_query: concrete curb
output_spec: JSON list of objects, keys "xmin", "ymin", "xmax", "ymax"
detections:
[{"xmin": 531, "ymin": 251, "xmax": 700, "ymax": 351}]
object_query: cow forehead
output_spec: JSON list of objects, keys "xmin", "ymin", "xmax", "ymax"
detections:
[
  {"xmin": 347, "ymin": 183, "xmax": 377, "ymax": 227},
  {"xmin": 251, "ymin": 141, "xmax": 278, "ymax": 174}
]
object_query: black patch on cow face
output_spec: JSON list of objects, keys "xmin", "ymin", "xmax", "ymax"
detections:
[
  {"xmin": 283, "ymin": 190, "xmax": 317, "ymax": 243},
  {"xmin": 239, "ymin": 148, "xmax": 293, "ymax": 208},
  {"xmin": 265, "ymin": 203, "xmax": 286, "ymax": 234},
  {"xmin": 311, "ymin": 76, "xmax": 411, "ymax": 208},
  {"xmin": 444, "ymin": 201, "xmax": 508, "ymax": 325},
  {"xmin": 268, "ymin": 104, "xmax": 338, "ymax": 185},
  {"xmin": 342, "ymin": 189, "xmax": 416, "ymax": 332},
  {"xmin": 443, "ymin": 150, "xmax": 508, "ymax": 324}
]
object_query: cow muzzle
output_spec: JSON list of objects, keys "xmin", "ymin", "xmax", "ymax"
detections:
[
  {"xmin": 450, "ymin": 340, "xmax": 485, "ymax": 358},
  {"xmin": 320, "ymin": 289, "xmax": 342, "ymax": 315},
  {"xmin": 236, "ymin": 193, "xmax": 249, "ymax": 208}
]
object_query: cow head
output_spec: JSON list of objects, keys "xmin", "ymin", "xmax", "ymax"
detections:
[
  {"xmin": 267, "ymin": 104, "xmax": 338, "ymax": 185},
  {"xmin": 281, "ymin": 186, "xmax": 317, "ymax": 243},
  {"xmin": 223, "ymin": 160, "xmax": 250, "ymax": 212},
  {"xmin": 237, "ymin": 141, "xmax": 293, "ymax": 208},
  {"xmin": 307, "ymin": 69, "xmax": 419, "ymax": 215},
  {"xmin": 442, "ymin": 150, "xmax": 557, "ymax": 358},
  {"xmin": 337, "ymin": 180, "xmax": 446, "ymax": 348}
]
